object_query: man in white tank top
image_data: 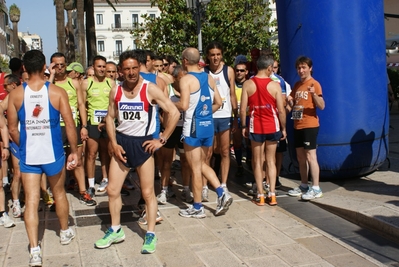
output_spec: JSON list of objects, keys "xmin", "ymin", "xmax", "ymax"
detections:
[
  {"xmin": 94, "ymin": 50, "xmax": 179, "ymax": 254},
  {"xmin": 7, "ymin": 50, "xmax": 79, "ymax": 267}
]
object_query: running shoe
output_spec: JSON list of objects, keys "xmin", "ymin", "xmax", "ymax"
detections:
[
  {"xmin": 201, "ymin": 188, "xmax": 209, "ymax": 202},
  {"xmin": 252, "ymin": 195, "xmax": 265, "ymax": 206},
  {"xmin": 138, "ymin": 210, "xmax": 163, "ymax": 225},
  {"xmin": 181, "ymin": 188, "xmax": 193, "ymax": 203},
  {"xmin": 87, "ymin": 187, "xmax": 96, "ymax": 198},
  {"xmin": 288, "ymin": 185, "xmax": 308, "ymax": 197},
  {"xmin": 179, "ymin": 205, "xmax": 206, "ymax": 218},
  {"xmin": 215, "ymin": 192, "xmax": 233, "ymax": 216},
  {"xmin": 60, "ymin": 227, "xmax": 75, "ymax": 245},
  {"xmin": 12, "ymin": 202, "xmax": 22, "ymax": 218},
  {"xmin": 95, "ymin": 227, "xmax": 125, "ymax": 249},
  {"xmin": 156, "ymin": 190, "xmax": 168, "ymax": 204},
  {"xmin": 0, "ymin": 212, "xmax": 15, "ymax": 228},
  {"xmin": 29, "ymin": 249, "xmax": 42, "ymax": 267},
  {"xmin": 141, "ymin": 232, "xmax": 157, "ymax": 254},
  {"xmin": 97, "ymin": 179, "xmax": 108, "ymax": 192},
  {"xmin": 79, "ymin": 192, "xmax": 97, "ymax": 206},
  {"xmin": 301, "ymin": 187, "xmax": 323, "ymax": 200},
  {"xmin": 266, "ymin": 195, "xmax": 277, "ymax": 206}
]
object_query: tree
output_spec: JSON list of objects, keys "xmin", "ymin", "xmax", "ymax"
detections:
[
  {"xmin": 64, "ymin": 0, "xmax": 76, "ymax": 63},
  {"xmin": 85, "ymin": 0, "xmax": 119, "ymax": 65},
  {"xmin": 132, "ymin": 0, "xmax": 277, "ymax": 65},
  {"xmin": 9, "ymin": 3, "xmax": 20, "ymax": 58},
  {"xmin": 54, "ymin": 0, "xmax": 66, "ymax": 54},
  {"xmin": 76, "ymin": 0, "xmax": 86, "ymax": 67}
]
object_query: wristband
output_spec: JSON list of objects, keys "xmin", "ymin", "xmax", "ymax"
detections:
[
  {"xmin": 3, "ymin": 147, "xmax": 9, "ymax": 150},
  {"xmin": 81, "ymin": 125, "xmax": 88, "ymax": 129},
  {"xmin": 241, "ymin": 125, "xmax": 247, "ymax": 128}
]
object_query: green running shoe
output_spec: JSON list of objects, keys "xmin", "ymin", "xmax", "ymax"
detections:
[
  {"xmin": 95, "ymin": 227, "xmax": 125, "ymax": 249},
  {"xmin": 141, "ymin": 233, "xmax": 157, "ymax": 254}
]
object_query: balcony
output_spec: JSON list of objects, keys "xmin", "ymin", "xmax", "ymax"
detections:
[{"xmin": 111, "ymin": 23, "xmax": 138, "ymax": 32}]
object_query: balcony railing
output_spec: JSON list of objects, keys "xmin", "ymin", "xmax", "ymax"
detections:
[
  {"xmin": 113, "ymin": 51, "xmax": 123, "ymax": 57},
  {"xmin": 111, "ymin": 23, "xmax": 138, "ymax": 31}
]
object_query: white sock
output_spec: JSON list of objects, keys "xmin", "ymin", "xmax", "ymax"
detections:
[
  {"xmin": 30, "ymin": 246, "xmax": 40, "ymax": 254},
  {"xmin": 202, "ymin": 185, "xmax": 208, "ymax": 189},
  {"xmin": 111, "ymin": 225, "xmax": 121, "ymax": 232},
  {"xmin": 257, "ymin": 193, "xmax": 264, "ymax": 198},
  {"xmin": 103, "ymin": 178, "xmax": 108, "ymax": 182},
  {"xmin": 221, "ymin": 183, "xmax": 226, "ymax": 188},
  {"xmin": 2, "ymin": 177, "xmax": 8, "ymax": 185},
  {"xmin": 312, "ymin": 185, "xmax": 320, "ymax": 190},
  {"xmin": 13, "ymin": 199, "xmax": 19, "ymax": 205},
  {"xmin": 268, "ymin": 192, "xmax": 276, "ymax": 197},
  {"xmin": 88, "ymin": 178, "xmax": 95, "ymax": 188},
  {"xmin": 146, "ymin": 231, "xmax": 155, "ymax": 235}
]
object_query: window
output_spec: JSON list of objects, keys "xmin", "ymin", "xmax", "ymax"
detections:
[
  {"xmin": 132, "ymin": 14, "xmax": 139, "ymax": 29},
  {"xmin": 115, "ymin": 40, "xmax": 123, "ymax": 55},
  {"xmin": 96, "ymin": 14, "xmax": 103, "ymax": 25},
  {"xmin": 98, "ymin": 40, "xmax": 105, "ymax": 52},
  {"xmin": 114, "ymin": 14, "xmax": 121, "ymax": 28},
  {"xmin": 149, "ymin": 14, "xmax": 155, "ymax": 20}
]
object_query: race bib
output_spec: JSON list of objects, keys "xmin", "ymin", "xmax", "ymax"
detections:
[
  {"xmin": 291, "ymin": 105, "xmax": 304, "ymax": 120},
  {"xmin": 60, "ymin": 107, "xmax": 76, "ymax": 122},
  {"xmin": 219, "ymin": 97, "xmax": 227, "ymax": 110},
  {"xmin": 93, "ymin": 109, "xmax": 108, "ymax": 123},
  {"xmin": 118, "ymin": 102, "xmax": 144, "ymax": 122}
]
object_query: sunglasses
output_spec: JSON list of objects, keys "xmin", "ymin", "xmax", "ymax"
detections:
[
  {"xmin": 163, "ymin": 63, "xmax": 169, "ymax": 67},
  {"xmin": 236, "ymin": 69, "xmax": 246, "ymax": 73}
]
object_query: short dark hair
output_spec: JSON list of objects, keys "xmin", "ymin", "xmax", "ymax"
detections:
[
  {"xmin": 119, "ymin": 50, "xmax": 139, "ymax": 65},
  {"xmin": 92, "ymin": 55, "xmax": 107, "ymax": 65},
  {"xmin": 171, "ymin": 65, "xmax": 184, "ymax": 78},
  {"xmin": 206, "ymin": 41, "xmax": 224, "ymax": 56},
  {"xmin": 134, "ymin": 49, "xmax": 147, "ymax": 65},
  {"xmin": 23, "ymin": 50, "xmax": 46, "ymax": 75},
  {"xmin": 166, "ymin": 55, "xmax": 179, "ymax": 65},
  {"xmin": 145, "ymin": 50, "xmax": 155, "ymax": 60},
  {"xmin": 4, "ymin": 73, "xmax": 21, "ymax": 86},
  {"xmin": 295, "ymin": 56, "xmax": 313, "ymax": 69},
  {"xmin": 50, "ymin": 52, "xmax": 66, "ymax": 63},
  {"xmin": 9, "ymin": 57, "xmax": 23, "ymax": 72},
  {"xmin": 153, "ymin": 55, "xmax": 164, "ymax": 62}
]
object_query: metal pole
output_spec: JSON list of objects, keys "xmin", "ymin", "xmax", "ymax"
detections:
[{"xmin": 196, "ymin": 0, "xmax": 202, "ymax": 54}]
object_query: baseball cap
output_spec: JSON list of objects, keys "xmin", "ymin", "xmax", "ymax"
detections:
[
  {"xmin": 66, "ymin": 62, "xmax": 84, "ymax": 74},
  {"xmin": 234, "ymin": 55, "xmax": 248, "ymax": 67}
]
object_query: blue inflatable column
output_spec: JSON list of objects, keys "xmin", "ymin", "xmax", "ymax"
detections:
[{"xmin": 276, "ymin": 1, "xmax": 388, "ymax": 178}]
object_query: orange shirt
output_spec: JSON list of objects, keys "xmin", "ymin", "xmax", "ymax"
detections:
[{"xmin": 290, "ymin": 77, "xmax": 322, "ymax": 129}]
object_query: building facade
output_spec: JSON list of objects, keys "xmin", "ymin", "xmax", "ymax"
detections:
[
  {"xmin": 0, "ymin": 0, "xmax": 9, "ymax": 60},
  {"xmin": 19, "ymin": 32, "xmax": 43, "ymax": 52},
  {"xmin": 93, "ymin": 0, "xmax": 159, "ymax": 62}
]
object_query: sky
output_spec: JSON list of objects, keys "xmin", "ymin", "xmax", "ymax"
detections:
[{"xmin": 7, "ymin": 0, "xmax": 57, "ymax": 64}]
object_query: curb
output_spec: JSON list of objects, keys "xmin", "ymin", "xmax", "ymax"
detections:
[{"xmin": 311, "ymin": 200, "xmax": 399, "ymax": 245}]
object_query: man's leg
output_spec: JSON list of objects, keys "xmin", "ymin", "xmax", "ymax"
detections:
[
  {"xmin": 107, "ymin": 156, "xmax": 129, "ymax": 227},
  {"xmin": 47, "ymin": 168, "xmax": 69, "ymax": 230},
  {"xmin": 10, "ymin": 154, "xmax": 22, "ymax": 217},
  {"xmin": 21, "ymin": 172, "xmax": 42, "ymax": 248},
  {"xmin": 217, "ymin": 129, "xmax": 231, "ymax": 186},
  {"xmin": 99, "ymin": 138, "xmax": 110, "ymax": 181},
  {"xmin": 85, "ymin": 137, "xmax": 99, "ymax": 191},
  {"xmin": 158, "ymin": 147, "xmax": 174, "ymax": 204},
  {"xmin": 184, "ymin": 144, "xmax": 203, "ymax": 204},
  {"xmin": 136, "ymin": 156, "xmax": 156, "ymax": 232}
]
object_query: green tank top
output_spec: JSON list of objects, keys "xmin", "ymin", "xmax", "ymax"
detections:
[
  {"xmin": 86, "ymin": 77, "xmax": 112, "ymax": 125},
  {"xmin": 55, "ymin": 77, "xmax": 78, "ymax": 126}
]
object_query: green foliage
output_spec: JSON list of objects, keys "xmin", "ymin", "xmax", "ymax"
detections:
[
  {"xmin": 0, "ymin": 56, "xmax": 9, "ymax": 73},
  {"xmin": 9, "ymin": 3, "xmax": 20, "ymax": 16},
  {"xmin": 132, "ymin": 0, "xmax": 277, "ymax": 65}
]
